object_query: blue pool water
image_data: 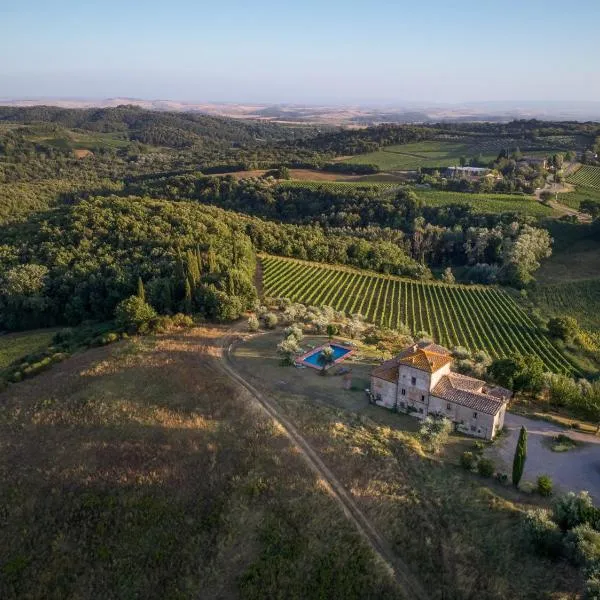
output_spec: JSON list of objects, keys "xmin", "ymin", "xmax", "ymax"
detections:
[{"xmin": 302, "ymin": 344, "xmax": 351, "ymax": 367}]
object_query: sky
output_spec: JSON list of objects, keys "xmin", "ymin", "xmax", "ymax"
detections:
[{"xmin": 2, "ymin": 0, "xmax": 600, "ymax": 105}]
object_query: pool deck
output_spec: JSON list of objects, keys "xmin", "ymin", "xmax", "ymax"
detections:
[{"xmin": 295, "ymin": 341, "xmax": 355, "ymax": 370}]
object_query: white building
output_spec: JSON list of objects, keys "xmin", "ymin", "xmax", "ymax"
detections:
[{"xmin": 370, "ymin": 342, "xmax": 511, "ymax": 440}]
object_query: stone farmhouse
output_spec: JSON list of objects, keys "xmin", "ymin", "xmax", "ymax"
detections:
[{"xmin": 370, "ymin": 342, "xmax": 511, "ymax": 440}]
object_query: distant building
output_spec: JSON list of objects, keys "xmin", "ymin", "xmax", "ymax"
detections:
[
  {"xmin": 445, "ymin": 166, "xmax": 491, "ymax": 178},
  {"xmin": 518, "ymin": 157, "xmax": 547, "ymax": 169},
  {"xmin": 369, "ymin": 342, "xmax": 511, "ymax": 440}
]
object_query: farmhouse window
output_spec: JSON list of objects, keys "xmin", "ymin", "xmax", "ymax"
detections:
[
  {"xmin": 411, "ymin": 377, "xmax": 417, "ymax": 385},
  {"xmin": 446, "ymin": 403, "xmax": 451, "ymax": 410},
  {"xmin": 418, "ymin": 408, "xmax": 423, "ymax": 414},
  {"xmin": 473, "ymin": 412, "xmax": 478, "ymax": 419},
  {"xmin": 399, "ymin": 402, "xmax": 405, "ymax": 408},
  {"xmin": 421, "ymin": 395, "xmax": 425, "ymax": 402},
  {"xmin": 401, "ymin": 389, "xmax": 406, "ymax": 396}
]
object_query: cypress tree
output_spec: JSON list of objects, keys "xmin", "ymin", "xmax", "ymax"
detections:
[
  {"xmin": 512, "ymin": 426, "xmax": 527, "ymax": 488},
  {"xmin": 136, "ymin": 277, "xmax": 146, "ymax": 303},
  {"xmin": 183, "ymin": 277, "xmax": 193, "ymax": 314}
]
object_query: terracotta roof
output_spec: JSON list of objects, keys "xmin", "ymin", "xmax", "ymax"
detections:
[
  {"xmin": 372, "ymin": 357, "xmax": 399, "ymax": 383},
  {"xmin": 432, "ymin": 373, "xmax": 510, "ymax": 415},
  {"xmin": 397, "ymin": 346, "xmax": 452, "ymax": 373}
]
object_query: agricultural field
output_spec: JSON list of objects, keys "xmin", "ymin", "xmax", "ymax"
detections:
[
  {"xmin": 0, "ymin": 329, "xmax": 56, "ymax": 370},
  {"xmin": 531, "ymin": 279, "xmax": 600, "ymax": 331},
  {"xmin": 341, "ymin": 139, "xmax": 566, "ymax": 171},
  {"xmin": 416, "ymin": 189, "xmax": 554, "ymax": 216},
  {"xmin": 261, "ymin": 255, "xmax": 572, "ymax": 373},
  {"xmin": 558, "ymin": 186, "xmax": 600, "ymax": 210},
  {"xmin": 567, "ymin": 165, "xmax": 600, "ymax": 190},
  {"xmin": 277, "ymin": 179, "xmax": 402, "ymax": 193}
]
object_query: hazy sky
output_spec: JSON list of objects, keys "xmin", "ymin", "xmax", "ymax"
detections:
[{"xmin": 2, "ymin": 0, "xmax": 599, "ymax": 104}]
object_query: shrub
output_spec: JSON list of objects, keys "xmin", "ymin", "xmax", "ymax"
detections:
[
  {"xmin": 247, "ymin": 315, "xmax": 260, "ymax": 332},
  {"xmin": 284, "ymin": 324, "xmax": 303, "ymax": 343},
  {"xmin": 537, "ymin": 475, "xmax": 553, "ymax": 497},
  {"xmin": 553, "ymin": 491, "xmax": 595, "ymax": 531},
  {"xmin": 523, "ymin": 508, "xmax": 564, "ymax": 558},
  {"xmin": 419, "ymin": 417, "xmax": 452, "ymax": 454},
  {"xmin": 451, "ymin": 346, "xmax": 471, "ymax": 360},
  {"xmin": 214, "ymin": 292, "xmax": 243, "ymax": 321},
  {"xmin": 170, "ymin": 313, "xmax": 194, "ymax": 328},
  {"xmin": 52, "ymin": 328, "xmax": 74, "ymax": 344},
  {"xmin": 263, "ymin": 313, "xmax": 278, "ymax": 329},
  {"xmin": 477, "ymin": 457, "xmax": 495, "ymax": 478},
  {"xmin": 460, "ymin": 451, "xmax": 476, "ymax": 470},
  {"xmin": 564, "ymin": 524, "xmax": 600, "ymax": 569},
  {"xmin": 115, "ymin": 295, "xmax": 157, "ymax": 332}
]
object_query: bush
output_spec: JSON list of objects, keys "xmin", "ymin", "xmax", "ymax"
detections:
[
  {"xmin": 565, "ymin": 524, "xmax": 600, "ymax": 569},
  {"xmin": 91, "ymin": 332, "xmax": 120, "ymax": 346},
  {"xmin": 284, "ymin": 324, "xmax": 303, "ymax": 342},
  {"xmin": 263, "ymin": 313, "xmax": 278, "ymax": 329},
  {"xmin": 214, "ymin": 292, "xmax": 243, "ymax": 321},
  {"xmin": 115, "ymin": 295, "xmax": 157, "ymax": 332},
  {"xmin": 247, "ymin": 315, "xmax": 260, "ymax": 332},
  {"xmin": 170, "ymin": 313, "xmax": 194, "ymax": 328},
  {"xmin": 52, "ymin": 328, "xmax": 74, "ymax": 344},
  {"xmin": 553, "ymin": 491, "xmax": 595, "ymax": 531},
  {"xmin": 537, "ymin": 475, "xmax": 553, "ymax": 497},
  {"xmin": 419, "ymin": 416, "xmax": 452, "ymax": 453},
  {"xmin": 524, "ymin": 508, "xmax": 564, "ymax": 558},
  {"xmin": 477, "ymin": 457, "xmax": 495, "ymax": 478},
  {"xmin": 460, "ymin": 451, "xmax": 476, "ymax": 470},
  {"xmin": 451, "ymin": 346, "xmax": 471, "ymax": 360}
]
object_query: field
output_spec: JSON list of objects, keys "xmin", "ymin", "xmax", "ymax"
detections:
[
  {"xmin": 341, "ymin": 139, "xmax": 565, "ymax": 171},
  {"xmin": 0, "ymin": 329, "xmax": 56, "ymax": 370},
  {"xmin": 531, "ymin": 279, "xmax": 600, "ymax": 331},
  {"xmin": 416, "ymin": 189, "xmax": 553, "ymax": 216},
  {"xmin": 230, "ymin": 332, "xmax": 582, "ymax": 599},
  {"xmin": 278, "ymin": 179, "xmax": 402, "ymax": 192},
  {"xmin": 0, "ymin": 327, "xmax": 402, "ymax": 599},
  {"xmin": 567, "ymin": 165, "xmax": 600, "ymax": 190},
  {"xmin": 261, "ymin": 255, "xmax": 572, "ymax": 373},
  {"xmin": 558, "ymin": 186, "xmax": 600, "ymax": 210}
]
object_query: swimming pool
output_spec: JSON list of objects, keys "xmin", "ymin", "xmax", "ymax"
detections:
[{"xmin": 297, "ymin": 343, "xmax": 354, "ymax": 369}]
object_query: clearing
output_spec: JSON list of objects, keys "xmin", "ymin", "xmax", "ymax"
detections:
[{"xmin": 0, "ymin": 328, "xmax": 57, "ymax": 370}]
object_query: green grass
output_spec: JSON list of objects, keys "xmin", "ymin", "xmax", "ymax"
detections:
[
  {"xmin": 0, "ymin": 329, "xmax": 57, "ymax": 370},
  {"xmin": 261, "ymin": 255, "xmax": 572, "ymax": 373},
  {"xmin": 415, "ymin": 190, "xmax": 554, "ymax": 216},
  {"xmin": 567, "ymin": 165, "xmax": 600, "ymax": 191}
]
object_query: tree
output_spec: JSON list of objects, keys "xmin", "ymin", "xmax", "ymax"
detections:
[
  {"xmin": 489, "ymin": 354, "xmax": 545, "ymax": 394},
  {"xmin": 136, "ymin": 277, "xmax": 146, "ymax": 303},
  {"xmin": 183, "ymin": 278, "xmax": 193, "ymax": 314},
  {"xmin": 547, "ymin": 316, "xmax": 579, "ymax": 342},
  {"xmin": 441, "ymin": 267, "xmax": 455, "ymax": 284},
  {"xmin": 580, "ymin": 199, "xmax": 600, "ymax": 220},
  {"xmin": 277, "ymin": 337, "xmax": 299, "ymax": 365},
  {"xmin": 317, "ymin": 346, "xmax": 335, "ymax": 374},
  {"xmin": 419, "ymin": 416, "xmax": 452, "ymax": 453},
  {"xmin": 247, "ymin": 315, "xmax": 259, "ymax": 331},
  {"xmin": 326, "ymin": 323, "xmax": 339, "ymax": 340},
  {"xmin": 114, "ymin": 295, "xmax": 157, "ymax": 332},
  {"xmin": 512, "ymin": 426, "xmax": 527, "ymax": 488}
]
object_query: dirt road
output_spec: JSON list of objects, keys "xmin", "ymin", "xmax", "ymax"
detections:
[{"xmin": 216, "ymin": 328, "xmax": 428, "ymax": 600}]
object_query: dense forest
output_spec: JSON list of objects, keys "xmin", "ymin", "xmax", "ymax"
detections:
[{"xmin": 1, "ymin": 107, "xmax": 599, "ymax": 334}]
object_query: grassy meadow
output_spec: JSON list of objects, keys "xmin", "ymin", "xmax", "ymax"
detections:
[
  {"xmin": 0, "ymin": 327, "xmax": 403, "ymax": 600},
  {"xmin": 0, "ymin": 329, "xmax": 57, "ymax": 370}
]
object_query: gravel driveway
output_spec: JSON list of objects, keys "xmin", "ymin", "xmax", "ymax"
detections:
[{"xmin": 487, "ymin": 413, "xmax": 600, "ymax": 501}]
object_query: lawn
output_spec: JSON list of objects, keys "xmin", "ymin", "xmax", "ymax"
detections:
[
  {"xmin": 0, "ymin": 329, "xmax": 57, "ymax": 370},
  {"xmin": 230, "ymin": 330, "xmax": 582, "ymax": 599},
  {"xmin": 0, "ymin": 327, "xmax": 402, "ymax": 600}
]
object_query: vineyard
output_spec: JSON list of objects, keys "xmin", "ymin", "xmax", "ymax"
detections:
[
  {"xmin": 261, "ymin": 255, "xmax": 572, "ymax": 373},
  {"xmin": 277, "ymin": 180, "xmax": 402, "ymax": 193},
  {"xmin": 567, "ymin": 165, "xmax": 600, "ymax": 190}
]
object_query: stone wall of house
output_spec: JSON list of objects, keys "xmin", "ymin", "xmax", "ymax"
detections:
[
  {"xmin": 371, "ymin": 377, "xmax": 397, "ymax": 410},
  {"xmin": 429, "ymin": 395, "xmax": 498, "ymax": 439}
]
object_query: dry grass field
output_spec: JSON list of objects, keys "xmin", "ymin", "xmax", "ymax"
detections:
[
  {"xmin": 0, "ymin": 327, "xmax": 403, "ymax": 600},
  {"xmin": 230, "ymin": 331, "xmax": 583, "ymax": 600}
]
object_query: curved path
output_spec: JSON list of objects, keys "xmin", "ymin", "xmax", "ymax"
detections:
[{"xmin": 216, "ymin": 329, "xmax": 428, "ymax": 600}]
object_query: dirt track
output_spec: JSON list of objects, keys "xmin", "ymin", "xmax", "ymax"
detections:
[{"xmin": 215, "ymin": 328, "xmax": 427, "ymax": 600}]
